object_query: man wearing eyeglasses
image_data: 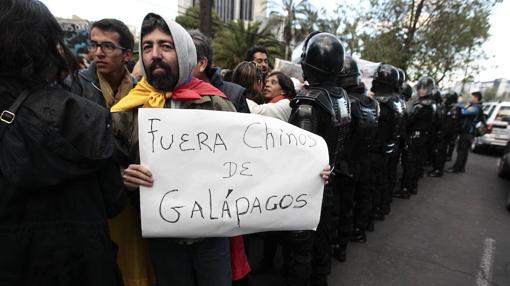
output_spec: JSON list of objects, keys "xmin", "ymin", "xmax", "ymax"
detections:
[
  {"xmin": 69, "ymin": 18, "xmax": 135, "ymax": 108},
  {"xmin": 67, "ymin": 18, "xmax": 154, "ymax": 286}
]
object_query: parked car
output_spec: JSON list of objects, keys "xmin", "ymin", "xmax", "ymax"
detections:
[
  {"xmin": 496, "ymin": 140, "xmax": 510, "ymax": 211},
  {"xmin": 498, "ymin": 139, "xmax": 510, "ymax": 177},
  {"xmin": 471, "ymin": 100, "xmax": 510, "ymax": 152}
]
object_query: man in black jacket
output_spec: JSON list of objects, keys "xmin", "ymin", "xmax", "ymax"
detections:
[{"xmin": 189, "ymin": 29, "xmax": 250, "ymax": 113}]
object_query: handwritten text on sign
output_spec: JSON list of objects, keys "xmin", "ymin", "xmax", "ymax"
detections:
[{"xmin": 138, "ymin": 109, "xmax": 328, "ymax": 238}]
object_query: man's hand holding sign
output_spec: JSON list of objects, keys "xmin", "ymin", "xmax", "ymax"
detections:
[{"xmin": 125, "ymin": 109, "xmax": 329, "ymax": 238}]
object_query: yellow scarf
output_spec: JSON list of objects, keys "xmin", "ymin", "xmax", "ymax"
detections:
[
  {"xmin": 111, "ymin": 77, "xmax": 172, "ymax": 112},
  {"xmin": 97, "ymin": 68, "xmax": 134, "ymax": 108}
]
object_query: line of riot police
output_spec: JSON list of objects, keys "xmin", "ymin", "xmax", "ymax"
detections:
[{"xmin": 281, "ymin": 31, "xmax": 462, "ymax": 286}]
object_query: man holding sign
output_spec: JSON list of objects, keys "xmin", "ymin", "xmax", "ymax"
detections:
[
  {"xmin": 111, "ymin": 13, "xmax": 235, "ymax": 286},
  {"xmin": 110, "ymin": 13, "xmax": 330, "ymax": 286}
]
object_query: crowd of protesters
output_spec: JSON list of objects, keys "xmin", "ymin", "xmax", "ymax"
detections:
[{"xmin": 0, "ymin": 1, "xmax": 486, "ymax": 286}]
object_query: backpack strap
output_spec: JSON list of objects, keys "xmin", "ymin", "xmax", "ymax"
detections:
[{"xmin": 0, "ymin": 89, "xmax": 31, "ymax": 139}]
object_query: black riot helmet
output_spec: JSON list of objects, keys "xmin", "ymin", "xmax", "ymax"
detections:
[
  {"xmin": 336, "ymin": 55, "xmax": 360, "ymax": 89},
  {"xmin": 371, "ymin": 63, "xmax": 399, "ymax": 93},
  {"xmin": 301, "ymin": 32, "xmax": 344, "ymax": 85},
  {"xmin": 415, "ymin": 76, "xmax": 436, "ymax": 97},
  {"xmin": 402, "ymin": 82, "xmax": 413, "ymax": 101},
  {"xmin": 397, "ymin": 68, "xmax": 405, "ymax": 90},
  {"xmin": 445, "ymin": 91, "xmax": 459, "ymax": 106}
]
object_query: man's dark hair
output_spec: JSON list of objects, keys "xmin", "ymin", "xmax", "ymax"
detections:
[
  {"xmin": 91, "ymin": 18, "xmax": 134, "ymax": 51},
  {"xmin": 188, "ymin": 29, "xmax": 214, "ymax": 77},
  {"xmin": 472, "ymin": 91, "xmax": 482, "ymax": 102},
  {"xmin": 0, "ymin": 0, "xmax": 78, "ymax": 89},
  {"xmin": 141, "ymin": 13, "xmax": 171, "ymax": 39},
  {"xmin": 268, "ymin": 71, "xmax": 296, "ymax": 99},
  {"xmin": 244, "ymin": 46, "xmax": 269, "ymax": 62}
]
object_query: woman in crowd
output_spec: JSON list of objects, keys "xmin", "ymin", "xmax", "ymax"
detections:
[
  {"xmin": 262, "ymin": 71, "xmax": 297, "ymax": 103},
  {"xmin": 247, "ymin": 71, "xmax": 297, "ymax": 121},
  {"xmin": 231, "ymin": 61, "xmax": 265, "ymax": 104}
]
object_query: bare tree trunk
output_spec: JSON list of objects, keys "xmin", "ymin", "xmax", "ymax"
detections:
[
  {"xmin": 200, "ymin": 0, "xmax": 213, "ymax": 37},
  {"xmin": 402, "ymin": 0, "xmax": 425, "ymax": 70}
]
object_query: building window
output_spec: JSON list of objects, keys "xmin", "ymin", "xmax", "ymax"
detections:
[
  {"xmin": 240, "ymin": 0, "xmax": 253, "ymax": 21},
  {"xmin": 214, "ymin": 0, "xmax": 235, "ymax": 21}
]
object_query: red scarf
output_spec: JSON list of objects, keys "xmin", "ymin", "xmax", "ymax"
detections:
[
  {"xmin": 270, "ymin": 95, "xmax": 290, "ymax": 103},
  {"xmin": 173, "ymin": 77, "xmax": 226, "ymax": 100}
]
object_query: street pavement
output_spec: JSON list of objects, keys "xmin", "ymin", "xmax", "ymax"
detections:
[{"xmin": 251, "ymin": 151, "xmax": 510, "ymax": 286}]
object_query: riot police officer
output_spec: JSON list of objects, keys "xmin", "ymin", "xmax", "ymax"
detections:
[
  {"xmin": 401, "ymin": 82, "xmax": 413, "ymax": 102},
  {"xmin": 370, "ymin": 64, "xmax": 404, "ymax": 213},
  {"xmin": 444, "ymin": 92, "xmax": 461, "ymax": 162},
  {"xmin": 335, "ymin": 56, "xmax": 379, "ymax": 252},
  {"xmin": 398, "ymin": 77, "xmax": 436, "ymax": 196},
  {"xmin": 428, "ymin": 91, "xmax": 449, "ymax": 177},
  {"xmin": 287, "ymin": 32, "xmax": 351, "ymax": 286},
  {"xmin": 389, "ymin": 68, "xmax": 408, "ymax": 199},
  {"xmin": 429, "ymin": 92, "xmax": 461, "ymax": 175}
]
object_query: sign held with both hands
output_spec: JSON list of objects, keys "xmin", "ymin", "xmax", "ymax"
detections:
[{"xmin": 138, "ymin": 109, "xmax": 328, "ymax": 238}]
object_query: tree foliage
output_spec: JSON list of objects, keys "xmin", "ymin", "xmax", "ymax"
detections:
[
  {"xmin": 177, "ymin": 0, "xmax": 500, "ymax": 85},
  {"xmin": 267, "ymin": 0, "xmax": 309, "ymax": 59},
  {"xmin": 353, "ymin": 0, "xmax": 501, "ymax": 83},
  {"xmin": 212, "ymin": 20, "xmax": 284, "ymax": 69},
  {"xmin": 175, "ymin": 6, "xmax": 222, "ymax": 37}
]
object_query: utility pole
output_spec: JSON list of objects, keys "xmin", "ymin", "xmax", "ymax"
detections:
[{"xmin": 200, "ymin": 0, "xmax": 213, "ymax": 37}]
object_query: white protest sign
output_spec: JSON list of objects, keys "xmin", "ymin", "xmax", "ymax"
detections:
[
  {"xmin": 356, "ymin": 58, "xmax": 381, "ymax": 91},
  {"xmin": 138, "ymin": 109, "xmax": 329, "ymax": 238}
]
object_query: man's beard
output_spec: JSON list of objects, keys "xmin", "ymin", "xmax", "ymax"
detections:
[{"xmin": 147, "ymin": 59, "xmax": 178, "ymax": 91}]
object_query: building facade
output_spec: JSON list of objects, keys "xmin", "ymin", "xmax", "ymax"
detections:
[
  {"xmin": 178, "ymin": 0, "xmax": 267, "ymax": 22},
  {"xmin": 452, "ymin": 78, "xmax": 510, "ymax": 100}
]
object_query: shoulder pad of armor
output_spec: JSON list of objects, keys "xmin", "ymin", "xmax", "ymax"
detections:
[
  {"xmin": 411, "ymin": 102, "xmax": 423, "ymax": 112},
  {"xmin": 292, "ymin": 87, "xmax": 335, "ymax": 116},
  {"xmin": 348, "ymin": 94, "xmax": 360, "ymax": 104}
]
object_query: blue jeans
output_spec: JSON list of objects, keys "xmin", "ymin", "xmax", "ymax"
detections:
[{"xmin": 148, "ymin": 237, "xmax": 231, "ymax": 286}]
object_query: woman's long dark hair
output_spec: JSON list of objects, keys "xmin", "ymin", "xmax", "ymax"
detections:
[
  {"xmin": 232, "ymin": 61, "xmax": 264, "ymax": 104},
  {"xmin": 0, "ymin": 0, "xmax": 79, "ymax": 92}
]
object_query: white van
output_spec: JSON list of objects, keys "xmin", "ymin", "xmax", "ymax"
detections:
[{"xmin": 471, "ymin": 100, "xmax": 510, "ymax": 152}]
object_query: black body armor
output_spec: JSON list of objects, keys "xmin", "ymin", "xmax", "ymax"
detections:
[
  {"xmin": 290, "ymin": 86, "xmax": 351, "ymax": 167},
  {"xmin": 372, "ymin": 93, "xmax": 404, "ymax": 154},
  {"xmin": 407, "ymin": 96, "xmax": 435, "ymax": 136}
]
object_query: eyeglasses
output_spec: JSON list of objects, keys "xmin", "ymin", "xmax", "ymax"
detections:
[{"xmin": 88, "ymin": 41, "xmax": 127, "ymax": 54}]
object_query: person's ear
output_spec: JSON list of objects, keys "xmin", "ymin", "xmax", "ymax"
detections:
[
  {"xmin": 198, "ymin": 57, "xmax": 208, "ymax": 73},
  {"xmin": 123, "ymin": 50, "xmax": 133, "ymax": 64}
]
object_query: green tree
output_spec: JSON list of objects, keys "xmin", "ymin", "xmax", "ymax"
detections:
[
  {"xmin": 175, "ymin": 6, "xmax": 223, "ymax": 37},
  {"xmin": 212, "ymin": 20, "xmax": 284, "ymax": 69},
  {"xmin": 294, "ymin": 4, "xmax": 319, "ymax": 42},
  {"xmin": 268, "ymin": 0, "xmax": 308, "ymax": 59},
  {"xmin": 351, "ymin": 0, "xmax": 501, "ymax": 83}
]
